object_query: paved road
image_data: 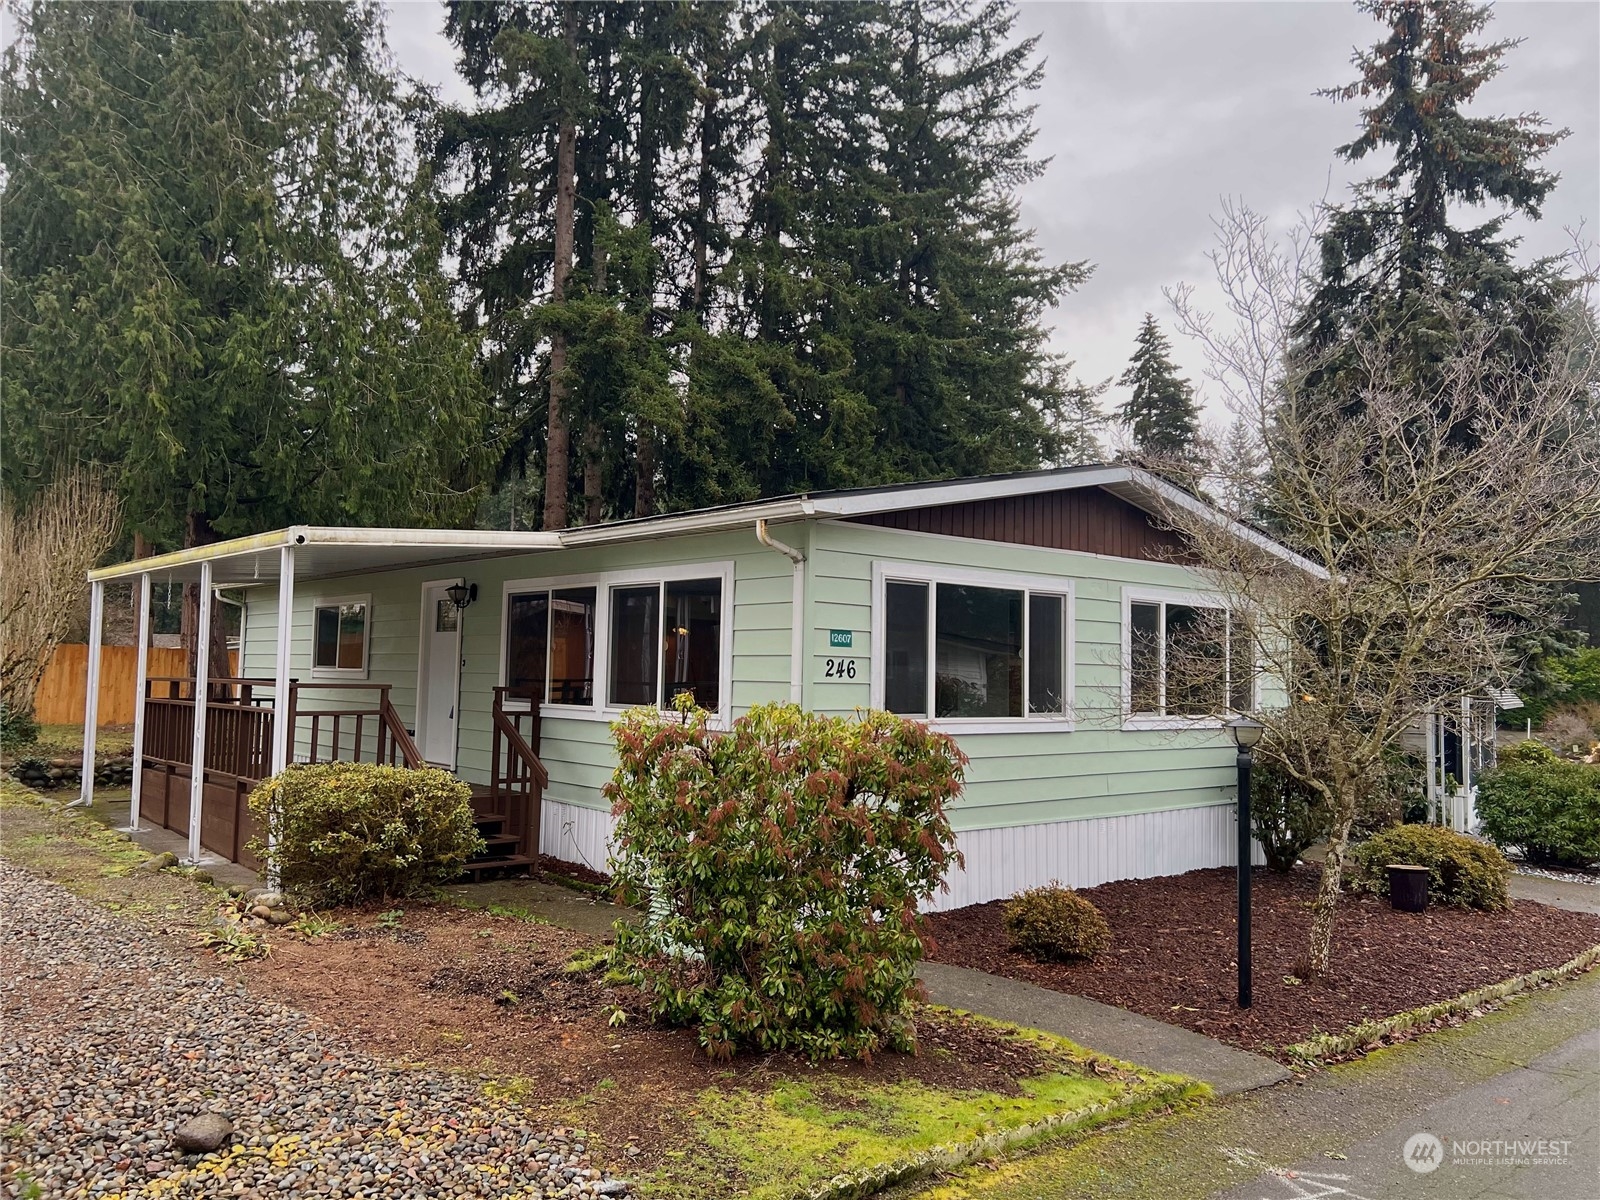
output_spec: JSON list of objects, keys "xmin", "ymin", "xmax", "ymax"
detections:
[
  {"xmin": 893, "ymin": 968, "xmax": 1600, "ymax": 1200},
  {"xmin": 1212, "ymin": 1025, "xmax": 1599, "ymax": 1199}
]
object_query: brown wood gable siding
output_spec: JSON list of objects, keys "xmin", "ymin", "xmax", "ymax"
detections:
[{"xmin": 847, "ymin": 486, "xmax": 1193, "ymax": 563}]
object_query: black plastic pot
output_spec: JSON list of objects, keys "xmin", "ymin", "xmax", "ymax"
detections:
[{"xmin": 1387, "ymin": 863, "xmax": 1430, "ymax": 913}]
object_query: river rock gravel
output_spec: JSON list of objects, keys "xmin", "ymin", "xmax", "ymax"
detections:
[{"xmin": 0, "ymin": 861, "xmax": 635, "ymax": 1199}]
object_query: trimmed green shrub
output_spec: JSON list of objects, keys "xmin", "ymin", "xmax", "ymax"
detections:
[
  {"xmin": 1249, "ymin": 756, "xmax": 1334, "ymax": 872},
  {"xmin": 248, "ymin": 762, "xmax": 483, "ymax": 905},
  {"xmin": 1477, "ymin": 750, "xmax": 1600, "ymax": 868},
  {"xmin": 1003, "ymin": 884, "xmax": 1111, "ymax": 961},
  {"xmin": 0, "ymin": 701, "xmax": 38, "ymax": 755},
  {"xmin": 1347, "ymin": 824, "xmax": 1512, "ymax": 911},
  {"xmin": 606, "ymin": 700, "xmax": 965, "ymax": 1062}
]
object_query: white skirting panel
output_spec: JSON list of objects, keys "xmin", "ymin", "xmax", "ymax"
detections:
[
  {"xmin": 540, "ymin": 797, "xmax": 618, "ymax": 875},
  {"xmin": 539, "ymin": 796, "xmax": 1262, "ymax": 914},
  {"xmin": 929, "ymin": 803, "xmax": 1265, "ymax": 912}
]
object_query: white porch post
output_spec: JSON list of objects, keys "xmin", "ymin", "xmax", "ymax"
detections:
[
  {"xmin": 266, "ymin": 547, "xmax": 295, "ymax": 888},
  {"xmin": 186, "ymin": 561, "xmax": 214, "ymax": 863},
  {"xmin": 270, "ymin": 546, "xmax": 295, "ymax": 774},
  {"xmin": 124, "ymin": 572, "xmax": 153, "ymax": 831},
  {"xmin": 73, "ymin": 580, "xmax": 106, "ymax": 808},
  {"xmin": 1423, "ymin": 707, "xmax": 1437, "ymax": 824}
]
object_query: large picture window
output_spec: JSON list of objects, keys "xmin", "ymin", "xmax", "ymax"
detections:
[
  {"xmin": 505, "ymin": 586, "xmax": 597, "ymax": 705},
  {"xmin": 1127, "ymin": 595, "xmax": 1254, "ymax": 721},
  {"xmin": 878, "ymin": 569, "xmax": 1069, "ymax": 722},
  {"xmin": 311, "ymin": 598, "xmax": 369, "ymax": 676},
  {"xmin": 500, "ymin": 566, "xmax": 728, "ymax": 717}
]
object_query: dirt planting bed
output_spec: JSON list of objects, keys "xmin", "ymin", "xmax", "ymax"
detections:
[
  {"xmin": 923, "ymin": 864, "xmax": 1600, "ymax": 1057},
  {"xmin": 244, "ymin": 903, "xmax": 1066, "ymax": 1168}
]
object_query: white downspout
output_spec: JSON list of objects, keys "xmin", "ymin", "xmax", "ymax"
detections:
[
  {"xmin": 756, "ymin": 519, "xmax": 806, "ymax": 704},
  {"xmin": 71, "ymin": 579, "xmax": 106, "ymax": 808},
  {"xmin": 125, "ymin": 572, "xmax": 152, "ymax": 831}
]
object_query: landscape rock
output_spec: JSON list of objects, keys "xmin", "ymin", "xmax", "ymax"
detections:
[
  {"xmin": 266, "ymin": 909, "xmax": 294, "ymax": 925},
  {"xmin": 2, "ymin": 862, "xmax": 638, "ymax": 1199},
  {"xmin": 171, "ymin": 1113, "xmax": 234, "ymax": 1154},
  {"xmin": 138, "ymin": 851, "xmax": 179, "ymax": 872}
]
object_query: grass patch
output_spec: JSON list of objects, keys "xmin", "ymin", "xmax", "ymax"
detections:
[
  {"xmin": 0, "ymin": 781, "xmax": 216, "ymax": 928},
  {"xmin": 642, "ymin": 1026, "xmax": 1203, "ymax": 1200},
  {"xmin": 26, "ymin": 723, "xmax": 135, "ymax": 758}
]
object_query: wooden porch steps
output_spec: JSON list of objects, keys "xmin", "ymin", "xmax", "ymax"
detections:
[{"xmin": 461, "ymin": 797, "xmax": 536, "ymax": 881}]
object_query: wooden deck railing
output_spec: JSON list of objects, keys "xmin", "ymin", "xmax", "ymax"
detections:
[
  {"xmin": 490, "ymin": 686, "xmax": 548, "ymax": 860},
  {"xmin": 141, "ymin": 676, "xmax": 423, "ymax": 785}
]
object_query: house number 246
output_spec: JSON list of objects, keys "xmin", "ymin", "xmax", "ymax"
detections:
[{"xmin": 823, "ymin": 658, "xmax": 858, "ymax": 679}]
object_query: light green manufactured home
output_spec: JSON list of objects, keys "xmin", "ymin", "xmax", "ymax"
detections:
[{"xmin": 82, "ymin": 465, "xmax": 1310, "ymax": 908}]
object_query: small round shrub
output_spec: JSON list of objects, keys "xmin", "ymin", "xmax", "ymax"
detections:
[
  {"xmin": 1250, "ymin": 756, "xmax": 1333, "ymax": 872},
  {"xmin": 1346, "ymin": 824, "xmax": 1512, "ymax": 911},
  {"xmin": 248, "ymin": 762, "xmax": 484, "ymax": 906},
  {"xmin": 1477, "ymin": 751, "xmax": 1600, "ymax": 868},
  {"xmin": 1003, "ymin": 884, "xmax": 1112, "ymax": 962}
]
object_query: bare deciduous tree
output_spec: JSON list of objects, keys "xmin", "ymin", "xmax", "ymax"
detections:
[
  {"xmin": 0, "ymin": 469, "xmax": 122, "ymax": 731},
  {"xmin": 1161, "ymin": 202, "xmax": 1600, "ymax": 975}
]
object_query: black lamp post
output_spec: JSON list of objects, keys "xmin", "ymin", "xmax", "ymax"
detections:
[{"xmin": 1228, "ymin": 714, "xmax": 1265, "ymax": 1008}]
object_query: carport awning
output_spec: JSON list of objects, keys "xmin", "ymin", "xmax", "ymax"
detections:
[{"xmin": 86, "ymin": 526, "xmax": 565, "ymax": 587}]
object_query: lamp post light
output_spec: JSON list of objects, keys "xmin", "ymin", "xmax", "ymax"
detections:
[{"xmin": 1227, "ymin": 714, "xmax": 1266, "ymax": 1009}]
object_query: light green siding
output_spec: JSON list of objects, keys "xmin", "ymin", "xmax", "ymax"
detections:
[
  {"xmin": 241, "ymin": 528, "xmax": 797, "ymax": 812},
  {"xmin": 238, "ymin": 516, "xmax": 1250, "ymax": 833},
  {"xmin": 801, "ymin": 521, "xmax": 1239, "ymax": 833}
]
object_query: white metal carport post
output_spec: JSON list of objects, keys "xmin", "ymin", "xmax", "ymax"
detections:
[
  {"xmin": 185, "ymin": 560, "xmax": 214, "ymax": 864},
  {"xmin": 266, "ymin": 546, "xmax": 295, "ymax": 887},
  {"xmin": 124, "ymin": 572, "xmax": 153, "ymax": 831},
  {"xmin": 73, "ymin": 580, "xmax": 106, "ymax": 808}
]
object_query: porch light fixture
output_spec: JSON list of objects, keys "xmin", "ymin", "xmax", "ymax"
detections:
[
  {"xmin": 446, "ymin": 582, "xmax": 478, "ymax": 610},
  {"xmin": 1227, "ymin": 714, "xmax": 1265, "ymax": 1008}
]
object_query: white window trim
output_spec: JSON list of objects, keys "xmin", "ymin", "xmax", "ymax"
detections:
[
  {"xmin": 870, "ymin": 560, "xmax": 1075, "ymax": 734},
  {"xmin": 309, "ymin": 593, "xmax": 372, "ymax": 680},
  {"xmin": 1120, "ymin": 585, "xmax": 1256, "ymax": 731},
  {"xmin": 498, "ymin": 561, "xmax": 735, "ymax": 727}
]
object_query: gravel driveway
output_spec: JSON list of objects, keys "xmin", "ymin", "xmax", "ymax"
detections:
[{"xmin": 0, "ymin": 861, "xmax": 634, "ymax": 1199}]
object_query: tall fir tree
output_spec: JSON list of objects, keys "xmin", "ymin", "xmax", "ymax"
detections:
[
  {"xmin": 1296, "ymin": 0, "xmax": 1571, "ymax": 413},
  {"xmin": 1117, "ymin": 314, "xmax": 1201, "ymax": 474},
  {"xmin": 0, "ymin": 0, "xmax": 490, "ymax": 548},
  {"xmin": 440, "ymin": 0, "xmax": 1096, "ymax": 528}
]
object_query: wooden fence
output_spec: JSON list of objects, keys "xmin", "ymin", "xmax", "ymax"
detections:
[{"xmin": 33, "ymin": 644, "xmax": 237, "ymax": 726}]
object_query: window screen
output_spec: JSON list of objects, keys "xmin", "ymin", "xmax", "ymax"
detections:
[
  {"xmin": 662, "ymin": 578, "xmax": 721, "ymax": 709},
  {"xmin": 608, "ymin": 585, "xmax": 660, "ymax": 707},
  {"xmin": 1028, "ymin": 594, "xmax": 1067, "ymax": 715},
  {"xmin": 884, "ymin": 581, "xmax": 930, "ymax": 715}
]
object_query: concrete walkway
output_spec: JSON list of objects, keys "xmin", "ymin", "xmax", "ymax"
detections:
[
  {"xmin": 918, "ymin": 961, "xmax": 1290, "ymax": 1096},
  {"xmin": 1510, "ymin": 872, "xmax": 1600, "ymax": 915}
]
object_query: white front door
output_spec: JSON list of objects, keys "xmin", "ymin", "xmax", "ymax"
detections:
[{"xmin": 417, "ymin": 582, "xmax": 462, "ymax": 768}]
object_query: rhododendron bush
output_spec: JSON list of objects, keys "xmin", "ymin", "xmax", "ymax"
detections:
[{"xmin": 605, "ymin": 700, "xmax": 965, "ymax": 1061}]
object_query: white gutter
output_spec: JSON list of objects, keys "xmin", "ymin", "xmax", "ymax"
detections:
[{"xmin": 559, "ymin": 496, "xmax": 815, "ymax": 546}]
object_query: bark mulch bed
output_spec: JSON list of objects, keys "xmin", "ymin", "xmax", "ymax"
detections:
[
  {"xmin": 923, "ymin": 865, "xmax": 1600, "ymax": 1058},
  {"xmin": 242, "ymin": 903, "xmax": 1064, "ymax": 1170}
]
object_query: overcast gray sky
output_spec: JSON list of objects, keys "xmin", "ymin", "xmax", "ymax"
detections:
[{"xmin": 386, "ymin": 0, "xmax": 1598, "ymax": 428}]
